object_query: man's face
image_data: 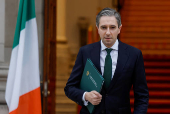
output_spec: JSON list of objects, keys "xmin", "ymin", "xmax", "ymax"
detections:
[{"xmin": 97, "ymin": 16, "xmax": 122, "ymax": 48}]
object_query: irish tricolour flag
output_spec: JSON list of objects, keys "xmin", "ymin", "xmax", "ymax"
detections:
[{"xmin": 5, "ymin": 0, "xmax": 42, "ymax": 114}]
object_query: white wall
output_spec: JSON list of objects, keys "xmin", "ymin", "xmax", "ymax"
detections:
[
  {"xmin": 0, "ymin": 0, "xmax": 5, "ymax": 62},
  {"xmin": 5, "ymin": 0, "xmax": 19, "ymax": 63}
]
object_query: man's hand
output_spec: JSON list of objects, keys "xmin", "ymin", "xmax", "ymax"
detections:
[{"xmin": 85, "ymin": 91, "xmax": 102, "ymax": 105}]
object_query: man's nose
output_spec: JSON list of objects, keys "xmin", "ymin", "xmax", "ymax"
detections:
[{"xmin": 106, "ymin": 28, "xmax": 111, "ymax": 35}]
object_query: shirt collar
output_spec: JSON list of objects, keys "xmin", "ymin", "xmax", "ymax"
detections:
[{"xmin": 101, "ymin": 39, "xmax": 119, "ymax": 51}]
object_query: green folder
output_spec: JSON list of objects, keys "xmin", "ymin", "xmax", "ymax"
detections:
[{"xmin": 80, "ymin": 58, "xmax": 104, "ymax": 114}]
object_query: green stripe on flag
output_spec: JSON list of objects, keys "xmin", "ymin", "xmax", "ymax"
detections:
[{"xmin": 13, "ymin": 0, "xmax": 36, "ymax": 49}]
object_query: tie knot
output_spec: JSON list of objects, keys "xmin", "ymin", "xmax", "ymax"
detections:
[{"xmin": 105, "ymin": 48, "xmax": 112, "ymax": 54}]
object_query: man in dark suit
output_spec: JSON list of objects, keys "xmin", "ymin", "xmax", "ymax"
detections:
[{"xmin": 64, "ymin": 7, "xmax": 149, "ymax": 114}]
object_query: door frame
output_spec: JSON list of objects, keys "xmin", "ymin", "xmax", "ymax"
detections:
[{"xmin": 43, "ymin": 0, "xmax": 57, "ymax": 114}]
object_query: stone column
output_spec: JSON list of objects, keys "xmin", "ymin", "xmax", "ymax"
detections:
[
  {"xmin": 56, "ymin": 0, "xmax": 76, "ymax": 113},
  {"xmin": 56, "ymin": 0, "xmax": 69, "ymax": 79},
  {"xmin": 57, "ymin": 0, "xmax": 67, "ymax": 42},
  {"xmin": 0, "ymin": 64, "xmax": 8, "ymax": 114},
  {"xmin": 0, "ymin": 1, "xmax": 9, "ymax": 114},
  {"xmin": 0, "ymin": 0, "xmax": 5, "ymax": 62}
]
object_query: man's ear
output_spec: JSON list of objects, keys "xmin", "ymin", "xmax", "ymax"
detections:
[
  {"xmin": 118, "ymin": 25, "xmax": 122, "ymax": 34},
  {"xmin": 96, "ymin": 25, "xmax": 99, "ymax": 29},
  {"xmin": 96, "ymin": 25, "xmax": 99, "ymax": 34}
]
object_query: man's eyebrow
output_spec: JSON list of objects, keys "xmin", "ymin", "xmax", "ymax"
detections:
[
  {"xmin": 100, "ymin": 25, "xmax": 116, "ymax": 27},
  {"xmin": 100, "ymin": 25, "xmax": 107, "ymax": 28},
  {"xmin": 110, "ymin": 25, "xmax": 116, "ymax": 27}
]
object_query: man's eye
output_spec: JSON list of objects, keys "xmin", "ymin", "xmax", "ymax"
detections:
[
  {"xmin": 110, "ymin": 27, "xmax": 115, "ymax": 29},
  {"xmin": 101, "ymin": 27, "xmax": 107, "ymax": 29}
]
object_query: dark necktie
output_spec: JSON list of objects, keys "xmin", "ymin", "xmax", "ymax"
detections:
[{"xmin": 103, "ymin": 48, "xmax": 112, "ymax": 88}]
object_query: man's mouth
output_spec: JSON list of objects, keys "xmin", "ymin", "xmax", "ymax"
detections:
[{"xmin": 105, "ymin": 37, "xmax": 111, "ymax": 39}]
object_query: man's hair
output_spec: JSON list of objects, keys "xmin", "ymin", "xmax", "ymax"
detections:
[{"xmin": 96, "ymin": 7, "xmax": 122, "ymax": 28}]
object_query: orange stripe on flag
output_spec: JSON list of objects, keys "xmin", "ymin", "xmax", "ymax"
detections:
[{"xmin": 9, "ymin": 87, "xmax": 42, "ymax": 114}]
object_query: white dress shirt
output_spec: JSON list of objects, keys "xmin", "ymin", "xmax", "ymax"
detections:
[
  {"xmin": 100, "ymin": 39, "xmax": 119, "ymax": 78},
  {"xmin": 82, "ymin": 39, "xmax": 119, "ymax": 106}
]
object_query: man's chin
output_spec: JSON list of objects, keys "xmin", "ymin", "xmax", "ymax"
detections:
[{"xmin": 105, "ymin": 43, "xmax": 113, "ymax": 48}]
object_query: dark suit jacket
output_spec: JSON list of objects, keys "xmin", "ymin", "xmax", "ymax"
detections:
[{"xmin": 64, "ymin": 40, "xmax": 149, "ymax": 114}]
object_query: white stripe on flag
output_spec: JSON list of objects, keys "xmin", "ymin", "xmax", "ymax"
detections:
[{"xmin": 5, "ymin": 18, "xmax": 40, "ymax": 112}]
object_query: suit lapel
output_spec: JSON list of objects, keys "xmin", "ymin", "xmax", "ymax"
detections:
[
  {"xmin": 90, "ymin": 41, "xmax": 102, "ymax": 74},
  {"xmin": 107, "ymin": 40, "xmax": 129, "ymax": 91}
]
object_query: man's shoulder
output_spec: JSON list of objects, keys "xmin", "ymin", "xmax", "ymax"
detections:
[
  {"xmin": 120, "ymin": 40, "xmax": 142, "ymax": 54},
  {"xmin": 80, "ymin": 41, "xmax": 100, "ymax": 51}
]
